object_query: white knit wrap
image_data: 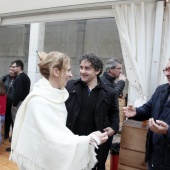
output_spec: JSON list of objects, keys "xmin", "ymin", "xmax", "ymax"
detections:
[{"xmin": 10, "ymin": 77, "xmax": 98, "ymax": 170}]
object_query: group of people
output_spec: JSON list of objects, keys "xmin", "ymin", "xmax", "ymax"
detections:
[
  {"xmin": 1, "ymin": 50, "xmax": 169, "ymax": 170},
  {"xmin": 0, "ymin": 60, "xmax": 30, "ymax": 151},
  {"xmin": 0, "ymin": 52, "xmax": 125, "ymax": 170}
]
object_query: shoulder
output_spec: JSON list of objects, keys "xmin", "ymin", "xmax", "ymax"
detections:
[
  {"xmin": 100, "ymin": 74, "xmax": 106, "ymax": 81},
  {"xmin": 22, "ymin": 72, "xmax": 30, "ymax": 80},
  {"xmin": 66, "ymin": 79, "xmax": 80, "ymax": 90},
  {"xmin": 100, "ymin": 74, "xmax": 109, "ymax": 85},
  {"xmin": 27, "ymin": 95, "xmax": 48, "ymax": 109},
  {"xmin": 17, "ymin": 73, "xmax": 30, "ymax": 82},
  {"xmin": 155, "ymin": 83, "xmax": 169, "ymax": 92},
  {"xmin": 100, "ymin": 79, "xmax": 117, "ymax": 99},
  {"xmin": 0, "ymin": 74, "xmax": 9, "ymax": 82}
]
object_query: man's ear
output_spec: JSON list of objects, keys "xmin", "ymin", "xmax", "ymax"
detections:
[
  {"xmin": 53, "ymin": 67, "xmax": 60, "ymax": 77},
  {"xmin": 96, "ymin": 69, "xmax": 101, "ymax": 75}
]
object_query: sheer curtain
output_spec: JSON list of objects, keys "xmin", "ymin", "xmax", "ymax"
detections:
[
  {"xmin": 113, "ymin": 1, "xmax": 156, "ymax": 106},
  {"xmin": 159, "ymin": 2, "xmax": 170, "ymax": 84}
]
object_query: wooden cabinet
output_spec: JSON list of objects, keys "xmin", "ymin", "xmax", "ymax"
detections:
[
  {"xmin": 118, "ymin": 98, "xmax": 126, "ymax": 131},
  {"xmin": 118, "ymin": 120, "xmax": 148, "ymax": 170}
]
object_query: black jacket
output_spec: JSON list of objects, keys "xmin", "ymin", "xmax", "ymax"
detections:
[
  {"xmin": 65, "ymin": 78, "xmax": 119, "ymax": 168},
  {"xmin": 12, "ymin": 72, "xmax": 30, "ymax": 107},
  {"xmin": 0, "ymin": 74, "xmax": 15, "ymax": 104},
  {"xmin": 100, "ymin": 72, "xmax": 125, "ymax": 96},
  {"xmin": 66, "ymin": 79, "xmax": 119, "ymax": 133},
  {"xmin": 133, "ymin": 84, "xmax": 170, "ymax": 170}
]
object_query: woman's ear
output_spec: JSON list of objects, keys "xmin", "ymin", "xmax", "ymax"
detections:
[{"xmin": 53, "ymin": 67, "xmax": 60, "ymax": 77}]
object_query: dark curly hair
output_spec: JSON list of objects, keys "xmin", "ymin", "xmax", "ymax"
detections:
[{"xmin": 79, "ymin": 53, "xmax": 103, "ymax": 76}]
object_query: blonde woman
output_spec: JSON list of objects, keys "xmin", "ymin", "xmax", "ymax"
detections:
[{"xmin": 10, "ymin": 51, "xmax": 108, "ymax": 170}]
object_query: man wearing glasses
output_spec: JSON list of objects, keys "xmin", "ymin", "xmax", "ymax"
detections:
[
  {"xmin": 11, "ymin": 60, "xmax": 30, "ymax": 122},
  {"xmin": 100, "ymin": 58, "xmax": 127, "ymax": 164},
  {"xmin": 6, "ymin": 60, "xmax": 30, "ymax": 152},
  {"xmin": 0, "ymin": 65, "xmax": 16, "ymax": 139},
  {"xmin": 123, "ymin": 60, "xmax": 170, "ymax": 169},
  {"xmin": 101, "ymin": 58, "xmax": 126, "ymax": 97}
]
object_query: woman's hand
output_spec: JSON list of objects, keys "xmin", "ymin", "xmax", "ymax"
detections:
[{"xmin": 89, "ymin": 131, "xmax": 108, "ymax": 145}]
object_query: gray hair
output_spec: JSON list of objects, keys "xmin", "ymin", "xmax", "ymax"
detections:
[{"xmin": 105, "ymin": 58, "xmax": 122, "ymax": 72}]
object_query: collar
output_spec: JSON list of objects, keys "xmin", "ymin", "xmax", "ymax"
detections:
[
  {"xmin": 79, "ymin": 78, "xmax": 103, "ymax": 89},
  {"xmin": 103, "ymin": 72, "xmax": 116, "ymax": 83}
]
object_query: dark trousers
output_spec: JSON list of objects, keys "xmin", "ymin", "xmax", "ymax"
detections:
[{"xmin": 4, "ymin": 102, "xmax": 13, "ymax": 136}]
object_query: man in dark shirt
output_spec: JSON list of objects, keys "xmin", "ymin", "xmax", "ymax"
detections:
[
  {"xmin": 66, "ymin": 54, "xmax": 119, "ymax": 170},
  {"xmin": 11, "ymin": 60, "xmax": 30, "ymax": 122},
  {"xmin": 6, "ymin": 60, "xmax": 30, "ymax": 152},
  {"xmin": 0, "ymin": 66, "xmax": 16, "ymax": 139}
]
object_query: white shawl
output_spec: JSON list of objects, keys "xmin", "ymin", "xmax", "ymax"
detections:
[{"xmin": 10, "ymin": 77, "xmax": 97, "ymax": 170}]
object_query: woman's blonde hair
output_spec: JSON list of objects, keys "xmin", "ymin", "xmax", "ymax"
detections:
[{"xmin": 38, "ymin": 51, "xmax": 70, "ymax": 81}]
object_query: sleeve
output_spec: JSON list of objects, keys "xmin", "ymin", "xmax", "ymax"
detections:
[
  {"xmin": 132, "ymin": 85, "xmax": 161, "ymax": 121},
  {"xmin": 0, "ymin": 74, "xmax": 8, "ymax": 82},
  {"xmin": 114, "ymin": 80, "xmax": 125, "ymax": 96},
  {"xmin": 108, "ymin": 90, "xmax": 119, "ymax": 134},
  {"xmin": 12, "ymin": 78, "xmax": 24, "ymax": 107}
]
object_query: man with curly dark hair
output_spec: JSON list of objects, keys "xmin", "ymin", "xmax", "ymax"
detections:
[{"xmin": 66, "ymin": 53, "xmax": 119, "ymax": 170}]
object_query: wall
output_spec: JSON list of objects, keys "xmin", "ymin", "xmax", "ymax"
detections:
[
  {"xmin": 0, "ymin": 18, "xmax": 128, "ymax": 95},
  {"xmin": 0, "ymin": 25, "xmax": 30, "ymax": 75}
]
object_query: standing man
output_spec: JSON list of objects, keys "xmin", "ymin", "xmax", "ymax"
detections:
[
  {"xmin": 123, "ymin": 59, "xmax": 170, "ymax": 169},
  {"xmin": 11, "ymin": 60, "xmax": 30, "ymax": 122},
  {"xmin": 66, "ymin": 53, "xmax": 119, "ymax": 170},
  {"xmin": 101, "ymin": 58, "xmax": 126, "ymax": 96},
  {"xmin": 0, "ymin": 66, "xmax": 16, "ymax": 139},
  {"xmin": 6, "ymin": 60, "xmax": 30, "ymax": 152},
  {"xmin": 100, "ymin": 58, "xmax": 127, "ymax": 159}
]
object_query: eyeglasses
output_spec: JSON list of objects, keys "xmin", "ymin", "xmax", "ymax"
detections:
[
  {"xmin": 10, "ymin": 66, "xmax": 18, "ymax": 68},
  {"xmin": 163, "ymin": 67, "xmax": 170, "ymax": 73},
  {"xmin": 115, "ymin": 67, "xmax": 122, "ymax": 70}
]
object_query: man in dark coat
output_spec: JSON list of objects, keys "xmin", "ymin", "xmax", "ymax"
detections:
[
  {"xmin": 11, "ymin": 60, "xmax": 30, "ymax": 122},
  {"xmin": 0, "ymin": 66, "xmax": 16, "ymax": 139},
  {"xmin": 123, "ymin": 59, "xmax": 170, "ymax": 170},
  {"xmin": 100, "ymin": 58, "xmax": 127, "ymax": 162},
  {"xmin": 6, "ymin": 60, "xmax": 30, "ymax": 152},
  {"xmin": 66, "ymin": 54, "xmax": 119, "ymax": 170},
  {"xmin": 100, "ymin": 58, "xmax": 126, "ymax": 96}
]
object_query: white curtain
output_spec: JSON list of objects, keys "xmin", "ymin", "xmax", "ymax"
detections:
[
  {"xmin": 113, "ymin": 1, "xmax": 157, "ymax": 106},
  {"xmin": 159, "ymin": 2, "xmax": 170, "ymax": 84}
]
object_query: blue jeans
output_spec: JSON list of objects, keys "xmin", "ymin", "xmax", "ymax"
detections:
[{"xmin": 0, "ymin": 115, "xmax": 5, "ymax": 143}]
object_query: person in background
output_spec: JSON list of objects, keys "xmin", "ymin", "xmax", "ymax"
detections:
[
  {"xmin": 0, "ymin": 66, "xmax": 16, "ymax": 140},
  {"xmin": 100, "ymin": 58, "xmax": 126, "ymax": 96},
  {"xmin": 11, "ymin": 60, "xmax": 30, "ymax": 123},
  {"xmin": 100, "ymin": 58, "xmax": 127, "ymax": 161},
  {"xmin": 6, "ymin": 60, "xmax": 30, "ymax": 152},
  {"xmin": 66, "ymin": 53, "xmax": 119, "ymax": 170},
  {"xmin": 10, "ymin": 51, "xmax": 108, "ymax": 170},
  {"xmin": 123, "ymin": 59, "xmax": 170, "ymax": 170},
  {"xmin": 0, "ymin": 80, "xmax": 6, "ymax": 144}
]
